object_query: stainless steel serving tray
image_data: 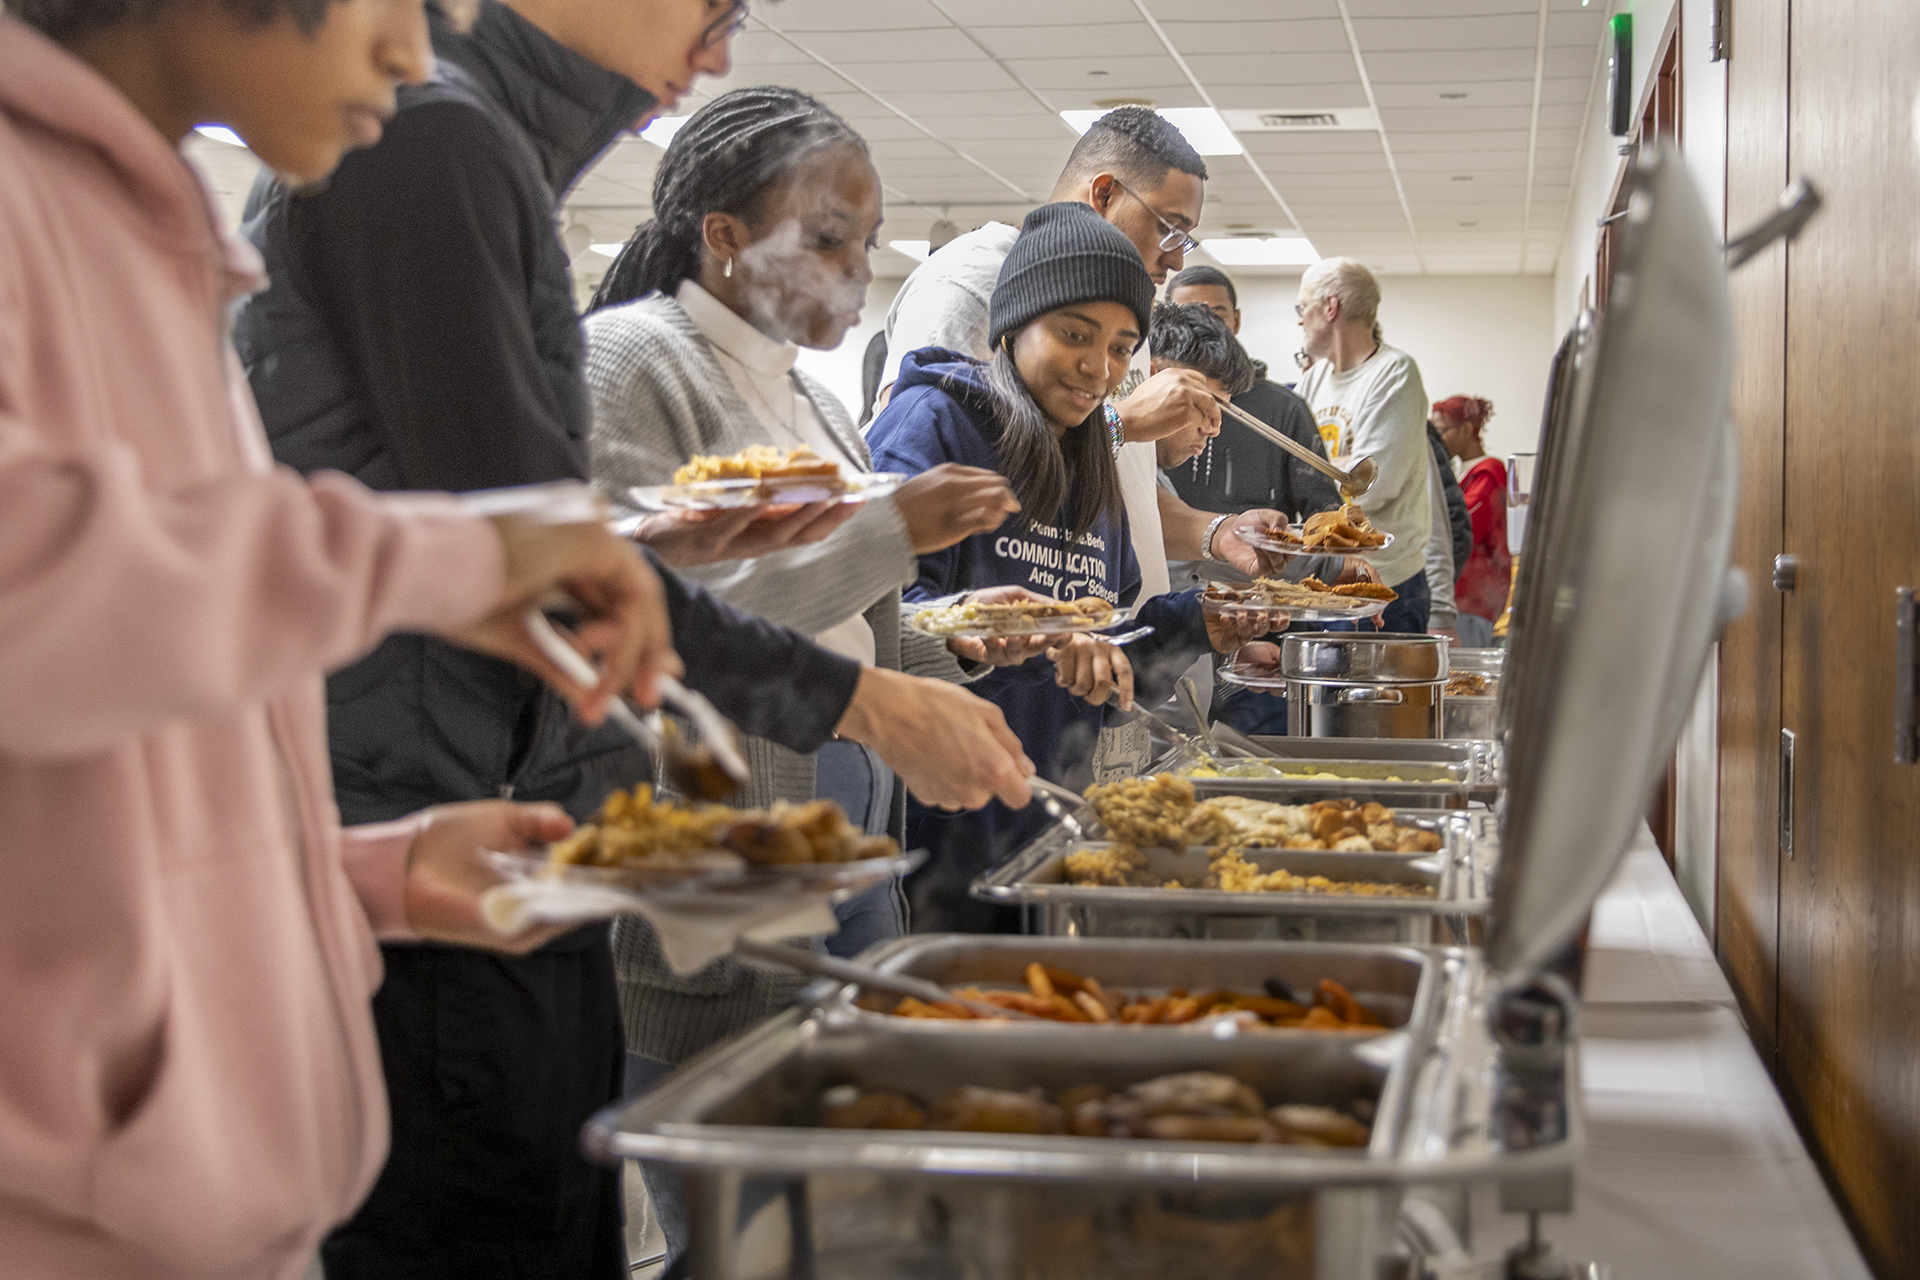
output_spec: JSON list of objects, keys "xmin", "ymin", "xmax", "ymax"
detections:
[
  {"xmin": 587, "ymin": 943, "xmax": 1577, "ymax": 1280},
  {"xmin": 1154, "ymin": 736, "xmax": 1503, "ymax": 807},
  {"xmin": 972, "ymin": 809, "xmax": 1493, "ymax": 944},
  {"xmin": 816, "ymin": 935, "xmax": 1436, "ymax": 1035}
]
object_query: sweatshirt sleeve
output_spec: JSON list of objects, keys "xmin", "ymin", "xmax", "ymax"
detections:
[
  {"xmin": 0, "ymin": 400, "xmax": 503, "ymax": 759},
  {"xmin": 866, "ymin": 385, "xmax": 972, "ymax": 602},
  {"xmin": 651, "ymin": 550, "xmax": 862, "ymax": 754},
  {"xmin": 880, "ymin": 274, "xmax": 992, "ymax": 395},
  {"xmin": 287, "ymin": 101, "xmax": 585, "ymax": 491}
]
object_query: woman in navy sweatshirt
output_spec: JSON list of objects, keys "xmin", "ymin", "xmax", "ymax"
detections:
[{"xmin": 867, "ymin": 202, "xmax": 1271, "ymax": 931}]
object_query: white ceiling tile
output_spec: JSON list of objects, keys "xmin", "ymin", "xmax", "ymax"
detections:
[
  {"xmin": 1001, "ymin": 53, "xmax": 1188, "ymax": 93},
  {"xmin": 838, "ymin": 60, "xmax": 1021, "ymax": 94},
  {"xmin": 754, "ymin": 0, "xmax": 949, "ymax": 32},
  {"xmin": 1351, "ymin": 14, "xmax": 1539, "ymax": 53},
  {"xmin": 1157, "ymin": 19, "xmax": 1350, "ymax": 55},
  {"xmin": 1389, "ymin": 129, "xmax": 1530, "ymax": 152},
  {"xmin": 726, "ymin": 30, "xmax": 816, "ymax": 64},
  {"xmin": 969, "ymin": 22, "xmax": 1163, "ymax": 59},
  {"xmin": 1149, "ymin": 0, "xmax": 1341, "ymax": 20},
  {"xmin": 1242, "ymin": 132, "xmax": 1386, "ymax": 157},
  {"xmin": 1380, "ymin": 105, "xmax": 1534, "ymax": 133},
  {"xmin": 1372, "ymin": 79, "xmax": 1534, "ymax": 109},
  {"xmin": 1546, "ymin": 9, "xmax": 1612, "ymax": 47},
  {"xmin": 1341, "ymin": 0, "xmax": 1534, "ymax": 15},
  {"xmin": 1365, "ymin": 48, "xmax": 1535, "ymax": 82},
  {"xmin": 1184, "ymin": 53, "xmax": 1366, "ymax": 87},
  {"xmin": 938, "ymin": 0, "xmax": 1140, "ymax": 25},
  {"xmin": 1208, "ymin": 85, "xmax": 1372, "ymax": 111},
  {"xmin": 792, "ymin": 27, "xmax": 984, "ymax": 63},
  {"xmin": 1542, "ymin": 45, "xmax": 1602, "ymax": 79},
  {"xmin": 877, "ymin": 88, "xmax": 1053, "ymax": 116},
  {"xmin": 1391, "ymin": 150, "xmax": 1529, "ymax": 172}
]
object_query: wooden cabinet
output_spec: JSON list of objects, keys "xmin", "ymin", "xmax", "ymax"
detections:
[{"xmin": 1718, "ymin": 2, "xmax": 1920, "ymax": 1274}]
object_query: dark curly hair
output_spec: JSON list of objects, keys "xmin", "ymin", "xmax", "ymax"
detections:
[
  {"xmin": 1148, "ymin": 301, "xmax": 1255, "ymax": 396},
  {"xmin": 8, "ymin": 0, "xmax": 337, "ymax": 40},
  {"xmin": 1060, "ymin": 104, "xmax": 1209, "ymax": 190},
  {"xmin": 588, "ymin": 85, "xmax": 867, "ymax": 314}
]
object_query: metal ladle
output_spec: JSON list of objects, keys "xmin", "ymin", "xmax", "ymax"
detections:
[{"xmin": 1213, "ymin": 395, "xmax": 1377, "ymax": 502}]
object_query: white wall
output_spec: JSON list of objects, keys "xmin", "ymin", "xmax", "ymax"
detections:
[
  {"xmin": 1550, "ymin": 0, "xmax": 1730, "ymax": 940},
  {"xmin": 804, "ymin": 271, "xmax": 1557, "ymax": 465}
]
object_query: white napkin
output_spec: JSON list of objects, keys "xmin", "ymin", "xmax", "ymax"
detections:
[{"xmin": 479, "ymin": 880, "xmax": 840, "ymax": 974}]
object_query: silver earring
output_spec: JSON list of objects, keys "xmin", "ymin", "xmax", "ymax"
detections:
[{"xmin": 724, "ymin": 257, "xmax": 733, "ymax": 279}]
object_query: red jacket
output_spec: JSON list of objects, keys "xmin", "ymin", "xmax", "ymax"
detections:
[{"xmin": 1455, "ymin": 455, "xmax": 1512, "ymax": 621}]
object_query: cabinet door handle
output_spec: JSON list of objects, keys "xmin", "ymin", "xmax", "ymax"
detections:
[
  {"xmin": 1898, "ymin": 587, "xmax": 1917, "ymax": 765},
  {"xmin": 1779, "ymin": 728, "xmax": 1796, "ymax": 859}
]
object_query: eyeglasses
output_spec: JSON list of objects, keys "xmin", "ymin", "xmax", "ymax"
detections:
[
  {"xmin": 1111, "ymin": 179, "xmax": 1198, "ymax": 257},
  {"xmin": 702, "ymin": 1, "xmax": 749, "ymax": 47}
]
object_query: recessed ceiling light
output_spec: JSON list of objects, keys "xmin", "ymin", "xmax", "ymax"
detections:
[
  {"xmin": 1061, "ymin": 106, "xmax": 1242, "ymax": 156},
  {"xmin": 1089, "ymin": 69, "xmax": 1109, "ymax": 78},
  {"xmin": 639, "ymin": 115, "xmax": 688, "ymax": 148},
  {"xmin": 1200, "ymin": 236, "xmax": 1319, "ymax": 266},
  {"xmin": 1438, "ymin": 92, "xmax": 1470, "ymax": 101},
  {"xmin": 1452, "ymin": 175, "xmax": 1474, "ymax": 182},
  {"xmin": 889, "ymin": 240, "xmax": 932, "ymax": 261},
  {"xmin": 194, "ymin": 125, "xmax": 246, "ymax": 147},
  {"xmin": 1458, "ymin": 221, "xmax": 1479, "ymax": 228},
  {"xmin": 590, "ymin": 243, "xmax": 627, "ymax": 257}
]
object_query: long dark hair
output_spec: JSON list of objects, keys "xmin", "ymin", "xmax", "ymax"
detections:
[
  {"xmin": 964, "ymin": 344, "xmax": 1124, "ymax": 548},
  {"xmin": 588, "ymin": 87, "xmax": 868, "ymax": 314}
]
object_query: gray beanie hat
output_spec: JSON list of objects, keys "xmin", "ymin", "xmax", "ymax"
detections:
[{"xmin": 988, "ymin": 202, "xmax": 1156, "ymax": 352}]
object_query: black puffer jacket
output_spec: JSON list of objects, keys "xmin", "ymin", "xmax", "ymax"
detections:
[{"xmin": 233, "ymin": 0, "xmax": 862, "ymax": 835}]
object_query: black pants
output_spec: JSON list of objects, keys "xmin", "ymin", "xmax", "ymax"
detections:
[{"xmin": 320, "ymin": 928, "xmax": 626, "ymax": 1280}]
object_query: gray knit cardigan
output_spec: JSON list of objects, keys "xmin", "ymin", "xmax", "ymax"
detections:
[{"xmin": 583, "ymin": 291, "xmax": 969, "ymax": 1064}]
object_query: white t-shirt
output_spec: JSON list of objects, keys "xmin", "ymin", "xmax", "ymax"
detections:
[
  {"xmin": 678, "ymin": 279, "xmax": 876, "ymax": 664},
  {"xmin": 877, "ymin": 226, "xmax": 1169, "ymax": 599},
  {"xmin": 1294, "ymin": 343, "xmax": 1432, "ymax": 587}
]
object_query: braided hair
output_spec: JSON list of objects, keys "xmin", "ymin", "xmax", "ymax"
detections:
[{"xmin": 588, "ymin": 87, "xmax": 868, "ymax": 314}]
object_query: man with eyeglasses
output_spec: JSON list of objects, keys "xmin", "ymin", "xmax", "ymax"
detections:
[{"xmin": 874, "ymin": 106, "xmax": 1282, "ymax": 628}]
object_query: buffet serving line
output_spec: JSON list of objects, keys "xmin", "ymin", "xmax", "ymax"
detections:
[{"xmin": 473, "ymin": 146, "xmax": 1859, "ymax": 1277}]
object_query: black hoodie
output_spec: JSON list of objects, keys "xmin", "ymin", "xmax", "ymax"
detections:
[{"xmin": 234, "ymin": 1, "xmax": 861, "ymax": 829}]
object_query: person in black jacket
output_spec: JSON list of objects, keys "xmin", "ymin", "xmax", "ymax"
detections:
[
  {"xmin": 231, "ymin": 2, "xmax": 1034, "ymax": 1274},
  {"xmin": 1165, "ymin": 265, "xmax": 1343, "ymax": 527}
]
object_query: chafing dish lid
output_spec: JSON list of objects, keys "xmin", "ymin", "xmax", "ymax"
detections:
[
  {"xmin": 1488, "ymin": 142, "xmax": 1738, "ymax": 978},
  {"xmin": 1279, "ymin": 633, "xmax": 1449, "ymax": 683}
]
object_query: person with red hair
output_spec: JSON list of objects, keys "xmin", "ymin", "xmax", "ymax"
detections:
[{"xmin": 1432, "ymin": 395, "xmax": 1510, "ymax": 647}]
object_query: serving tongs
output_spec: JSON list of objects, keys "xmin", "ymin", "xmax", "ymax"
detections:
[
  {"xmin": 734, "ymin": 937, "xmax": 1042, "ymax": 1020},
  {"xmin": 523, "ymin": 607, "xmax": 750, "ymax": 801},
  {"xmin": 1212, "ymin": 394, "xmax": 1377, "ymax": 502}
]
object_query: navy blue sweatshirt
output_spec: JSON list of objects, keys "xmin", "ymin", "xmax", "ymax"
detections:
[{"xmin": 867, "ymin": 349, "xmax": 1210, "ymax": 926}]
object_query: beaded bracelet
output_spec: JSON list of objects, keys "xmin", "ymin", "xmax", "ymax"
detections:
[{"xmin": 1103, "ymin": 403, "xmax": 1126, "ymax": 455}]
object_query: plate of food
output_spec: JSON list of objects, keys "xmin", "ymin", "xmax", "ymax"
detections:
[
  {"xmin": 1217, "ymin": 651, "xmax": 1289, "ymax": 690},
  {"xmin": 1234, "ymin": 504, "xmax": 1394, "ymax": 557},
  {"xmin": 481, "ymin": 783, "xmax": 924, "ymax": 922},
  {"xmin": 1201, "ymin": 577, "xmax": 1394, "ymax": 623},
  {"xmin": 907, "ymin": 591, "xmax": 1137, "ymax": 639},
  {"xmin": 626, "ymin": 445, "xmax": 907, "ymax": 511}
]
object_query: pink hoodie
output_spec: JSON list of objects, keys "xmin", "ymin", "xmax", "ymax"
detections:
[{"xmin": 0, "ymin": 18, "xmax": 510, "ymax": 1278}]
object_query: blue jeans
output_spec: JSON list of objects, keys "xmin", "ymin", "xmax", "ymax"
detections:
[
  {"xmin": 1456, "ymin": 612, "xmax": 1496, "ymax": 648},
  {"xmin": 1378, "ymin": 570, "xmax": 1432, "ymax": 634}
]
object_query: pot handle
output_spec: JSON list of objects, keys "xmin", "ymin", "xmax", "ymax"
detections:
[{"xmin": 1334, "ymin": 687, "xmax": 1405, "ymax": 705}]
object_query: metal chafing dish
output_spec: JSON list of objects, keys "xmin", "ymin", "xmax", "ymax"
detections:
[
  {"xmin": 1153, "ymin": 735, "xmax": 1503, "ymax": 808},
  {"xmin": 1281, "ymin": 633, "xmax": 1450, "ymax": 739},
  {"xmin": 971, "ymin": 809, "xmax": 1491, "ymax": 944},
  {"xmin": 588, "ymin": 145, "xmax": 1751, "ymax": 1280},
  {"xmin": 1442, "ymin": 648, "xmax": 1505, "ymax": 740},
  {"xmin": 814, "ymin": 935, "xmax": 1435, "ymax": 1033}
]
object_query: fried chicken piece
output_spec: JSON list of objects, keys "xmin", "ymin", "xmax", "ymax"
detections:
[
  {"xmin": 928, "ymin": 1086, "xmax": 1065, "ymax": 1135},
  {"xmin": 1266, "ymin": 1105, "xmax": 1371, "ymax": 1148}
]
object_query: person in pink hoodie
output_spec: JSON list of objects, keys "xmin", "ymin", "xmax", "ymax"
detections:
[{"xmin": 0, "ymin": 0, "xmax": 684, "ymax": 1274}]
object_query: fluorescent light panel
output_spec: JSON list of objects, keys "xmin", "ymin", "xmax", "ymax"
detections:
[
  {"xmin": 590, "ymin": 243, "xmax": 627, "ymax": 257},
  {"xmin": 1200, "ymin": 236, "xmax": 1320, "ymax": 266},
  {"xmin": 888, "ymin": 240, "xmax": 931, "ymax": 261},
  {"xmin": 194, "ymin": 125, "xmax": 246, "ymax": 147},
  {"xmin": 1059, "ymin": 107, "xmax": 1242, "ymax": 157},
  {"xmin": 640, "ymin": 116, "xmax": 688, "ymax": 147}
]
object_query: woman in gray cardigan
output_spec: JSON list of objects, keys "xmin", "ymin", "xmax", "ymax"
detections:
[{"xmin": 581, "ymin": 89, "xmax": 1045, "ymax": 1256}]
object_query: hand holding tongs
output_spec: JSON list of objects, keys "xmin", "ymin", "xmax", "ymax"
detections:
[
  {"xmin": 523, "ymin": 607, "xmax": 749, "ymax": 801},
  {"xmin": 1212, "ymin": 395, "xmax": 1377, "ymax": 502}
]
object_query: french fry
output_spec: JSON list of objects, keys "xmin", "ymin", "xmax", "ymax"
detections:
[
  {"xmin": 1073, "ymin": 991, "xmax": 1112, "ymax": 1023},
  {"xmin": 1042, "ymin": 965, "xmax": 1087, "ymax": 994},
  {"xmin": 1050, "ymin": 993, "xmax": 1091, "ymax": 1022},
  {"xmin": 1163, "ymin": 996, "xmax": 1202, "ymax": 1024},
  {"xmin": 1025, "ymin": 962, "xmax": 1056, "ymax": 1002}
]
